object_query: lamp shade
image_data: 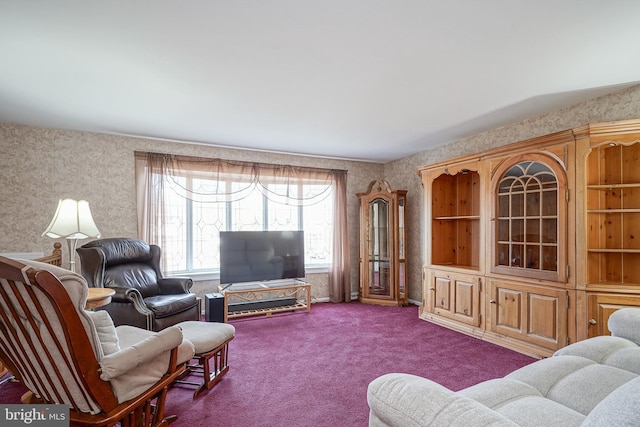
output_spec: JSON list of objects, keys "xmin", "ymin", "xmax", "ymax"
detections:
[{"xmin": 42, "ymin": 199, "xmax": 101, "ymax": 239}]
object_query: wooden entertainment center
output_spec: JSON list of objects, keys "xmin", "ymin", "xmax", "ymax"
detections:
[
  {"xmin": 418, "ymin": 118, "xmax": 640, "ymax": 358},
  {"xmin": 219, "ymin": 280, "xmax": 311, "ymax": 322}
]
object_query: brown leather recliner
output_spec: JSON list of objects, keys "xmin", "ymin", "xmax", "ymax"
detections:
[{"xmin": 77, "ymin": 238, "xmax": 199, "ymax": 331}]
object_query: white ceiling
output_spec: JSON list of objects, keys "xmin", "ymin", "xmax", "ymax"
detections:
[{"xmin": 1, "ymin": 1, "xmax": 639, "ymax": 162}]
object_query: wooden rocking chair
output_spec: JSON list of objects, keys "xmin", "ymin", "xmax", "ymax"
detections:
[{"xmin": 0, "ymin": 256, "xmax": 195, "ymax": 427}]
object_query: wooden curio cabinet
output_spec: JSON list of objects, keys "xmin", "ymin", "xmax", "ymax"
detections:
[{"xmin": 357, "ymin": 180, "xmax": 408, "ymax": 306}]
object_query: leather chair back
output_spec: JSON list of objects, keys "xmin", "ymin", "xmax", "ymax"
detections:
[{"xmin": 79, "ymin": 238, "xmax": 162, "ymax": 296}]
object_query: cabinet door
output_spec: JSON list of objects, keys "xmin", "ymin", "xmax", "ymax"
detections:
[
  {"xmin": 488, "ymin": 279, "xmax": 567, "ymax": 351},
  {"xmin": 587, "ymin": 293, "xmax": 640, "ymax": 337},
  {"xmin": 428, "ymin": 271, "xmax": 481, "ymax": 326}
]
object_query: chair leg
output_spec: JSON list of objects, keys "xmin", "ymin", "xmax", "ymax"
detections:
[{"xmin": 175, "ymin": 338, "xmax": 232, "ymax": 399}]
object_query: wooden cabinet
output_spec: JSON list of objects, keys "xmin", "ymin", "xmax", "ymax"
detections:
[
  {"xmin": 575, "ymin": 120, "xmax": 640, "ymax": 340},
  {"xmin": 357, "ymin": 180, "xmax": 408, "ymax": 306},
  {"xmin": 586, "ymin": 293, "xmax": 640, "ymax": 337},
  {"xmin": 419, "ymin": 119, "xmax": 640, "ymax": 357},
  {"xmin": 487, "ymin": 279, "xmax": 568, "ymax": 354},
  {"xmin": 427, "ymin": 270, "xmax": 481, "ymax": 327},
  {"xmin": 419, "ymin": 129, "xmax": 576, "ymax": 358}
]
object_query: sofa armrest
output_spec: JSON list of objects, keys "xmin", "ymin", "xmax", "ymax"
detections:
[
  {"xmin": 158, "ymin": 277, "xmax": 193, "ymax": 294},
  {"xmin": 367, "ymin": 373, "xmax": 518, "ymax": 427},
  {"xmin": 99, "ymin": 326, "xmax": 183, "ymax": 380},
  {"xmin": 608, "ymin": 308, "xmax": 640, "ymax": 345}
]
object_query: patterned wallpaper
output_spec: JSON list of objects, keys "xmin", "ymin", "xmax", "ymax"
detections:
[{"xmin": 1, "ymin": 84, "xmax": 639, "ymax": 304}]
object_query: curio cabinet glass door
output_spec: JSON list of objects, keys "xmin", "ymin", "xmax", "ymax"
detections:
[{"xmin": 357, "ymin": 180, "xmax": 407, "ymax": 306}]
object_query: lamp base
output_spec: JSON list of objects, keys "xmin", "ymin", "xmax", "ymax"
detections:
[{"xmin": 66, "ymin": 238, "xmax": 80, "ymax": 273}]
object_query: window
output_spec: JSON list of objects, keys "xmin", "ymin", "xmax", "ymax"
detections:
[{"xmin": 136, "ymin": 153, "xmax": 336, "ymax": 276}]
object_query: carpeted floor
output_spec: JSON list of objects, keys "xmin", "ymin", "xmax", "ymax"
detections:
[{"xmin": 0, "ymin": 302, "xmax": 536, "ymax": 426}]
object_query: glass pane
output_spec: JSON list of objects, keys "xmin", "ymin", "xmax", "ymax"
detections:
[
  {"xmin": 512, "ymin": 219, "xmax": 524, "ymax": 242},
  {"xmin": 542, "ymin": 190, "xmax": 557, "ymax": 216},
  {"xmin": 526, "ymin": 219, "xmax": 540, "ymax": 243},
  {"xmin": 511, "ymin": 244, "xmax": 523, "ymax": 267},
  {"xmin": 497, "ymin": 244, "xmax": 509, "ymax": 266},
  {"xmin": 498, "ymin": 219, "xmax": 509, "ymax": 241},
  {"xmin": 398, "ymin": 196, "xmax": 405, "ymax": 259},
  {"xmin": 542, "ymin": 246, "xmax": 557, "ymax": 271},
  {"xmin": 526, "ymin": 191, "xmax": 540, "ymax": 216},
  {"xmin": 369, "ymin": 260, "xmax": 390, "ymax": 296},
  {"xmin": 162, "ymin": 175, "xmax": 187, "ymax": 272},
  {"xmin": 230, "ymin": 183, "xmax": 263, "ymax": 231},
  {"xmin": 267, "ymin": 184, "xmax": 299, "ymax": 230},
  {"xmin": 302, "ymin": 184, "xmax": 333, "ymax": 266},
  {"xmin": 511, "ymin": 193, "xmax": 524, "ymax": 217},
  {"xmin": 399, "ymin": 262, "xmax": 405, "ymax": 295},
  {"xmin": 542, "ymin": 218, "xmax": 557, "ymax": 244},
  {"xmin": 525, "ymin": 245, "xmax": 540, "ymax": 269},
  {"xmin": 369, "ymin": 198, "xmax": 390, "ymax": 260},
  {"xmin": 191, "ymin": 195, "xmax": 225, "ymax": 271},
  {"xmin": 498, "ymin": 194, "xmax": 510, "ymax": 217}
]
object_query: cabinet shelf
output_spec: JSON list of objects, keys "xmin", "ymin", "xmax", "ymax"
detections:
[
  {"xmin": 433, "ymin": 215, "xmax": 480, "ymax": 221},
  {"xmin": 587, "ymin": 248, "xmax": 640, "ymax": 253},
  {"xmin": 587, "ymin": 209, "xmax": 640, "ymax": 213},
  {"xmin": 588, "ymin": 183, "xmax": 640, "ymax": 190}
]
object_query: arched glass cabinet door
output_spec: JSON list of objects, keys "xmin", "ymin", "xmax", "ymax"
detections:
[
  {"xmin": 492, "ymin": 154, "xmax": 568, "ymax": 282},
  {"xmin": 368, "ymin": 197, "xmax": 391, "ymax": 297}
]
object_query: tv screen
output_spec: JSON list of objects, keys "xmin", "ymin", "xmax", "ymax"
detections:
[{"xmin": 219, "ymin": 231, "xmax": 305, "ymax": 285}]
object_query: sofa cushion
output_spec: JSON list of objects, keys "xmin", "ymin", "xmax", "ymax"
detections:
[
  {"xmin": 459, "ymin": 355, "xmax": 638, "ymax": 426},
  {"xmin": 581, "ymin": 376, "xmax": 640, "ymax": 426},
  {"xmin": 459, "ymin": 378, "xmax": 585, "ymax": 427},
  {"xmin": 367, "ymin": 373, "xmax": 518, "ymax": 427},
  {"xmin": 554, "ymin": 335, "xmax": 640, "ymax": 375},
  {"xmin": 505, "ymin": 356, "xmax": 637, "ymax": 415}
]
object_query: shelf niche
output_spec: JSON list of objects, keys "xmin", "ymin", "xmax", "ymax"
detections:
[
  {"xmin": 586, "ymin": 142, "xmax": 640, "ymax": 286},
  {"xmin": 431, "ymin": 169, "xmax": 480, "ymax": 269}
]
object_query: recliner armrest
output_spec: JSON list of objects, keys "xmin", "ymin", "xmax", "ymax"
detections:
[
  {"xmin": 158, "ymin": 277, "xmax": 193, "ymax": 294},
  {"xmin": 99, "ymin": 326, "xmax": 183, "ymax": 380},
  {"xmin": 108, "ymin": 286, "xmax": 134, "ymax": 303}
]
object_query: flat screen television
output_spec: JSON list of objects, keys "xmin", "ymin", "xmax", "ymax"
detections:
[{"xmin": 219, "ymin": 230, "xmax": 305, "ymax": 285}]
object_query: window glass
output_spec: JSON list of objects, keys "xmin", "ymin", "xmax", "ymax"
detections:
[{"xmin": 159, "ymin": 176, "xmax": 332, "ymax": 274}]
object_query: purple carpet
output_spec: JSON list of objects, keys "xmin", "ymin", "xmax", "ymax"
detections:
[{"xmin": 0, "ymin": 302, "xmax": 535, "ymax": 426}]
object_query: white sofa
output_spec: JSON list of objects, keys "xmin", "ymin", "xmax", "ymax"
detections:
[{"xmin": 367, "ymin": 308, "xmax": 640, "ymax": 426}]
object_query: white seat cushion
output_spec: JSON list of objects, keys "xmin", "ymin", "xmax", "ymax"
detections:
[{"xmin": 177, "ymin": 321, "xmax": 235, "ymax": 354}]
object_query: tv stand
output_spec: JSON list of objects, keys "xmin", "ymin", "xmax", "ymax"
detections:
[{"xmin": 219, "ymin": 280, "xmax": 311, "ymax": 322}]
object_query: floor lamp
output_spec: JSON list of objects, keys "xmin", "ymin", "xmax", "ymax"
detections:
[{"xmin": 42, "ymin": 199, "xmax": 101, "ymax": 272}]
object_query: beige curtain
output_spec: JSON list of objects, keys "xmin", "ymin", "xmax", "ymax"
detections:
[
  {"xmin": 135, "ymin": 151, "xmax": 350, "ymax": 301},
  {"xmin": 329, "ymin": 170, "xmax": 351, "ymax": 302}
]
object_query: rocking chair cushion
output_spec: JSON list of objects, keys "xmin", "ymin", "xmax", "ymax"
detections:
[
  {"xmin": 106, "ymin": 325, "xmax": 195, "ymax": 403},
  {"xmin": 100, "ymin": 326, "xmax": 183, "ymax": 380},
  {"xmin": 20, "ymin": 259, "xmax": 104, "ymax": 357},
  {"xmin": 87, "ymin": 310, "xmax": 120, "ymax": 356}
]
